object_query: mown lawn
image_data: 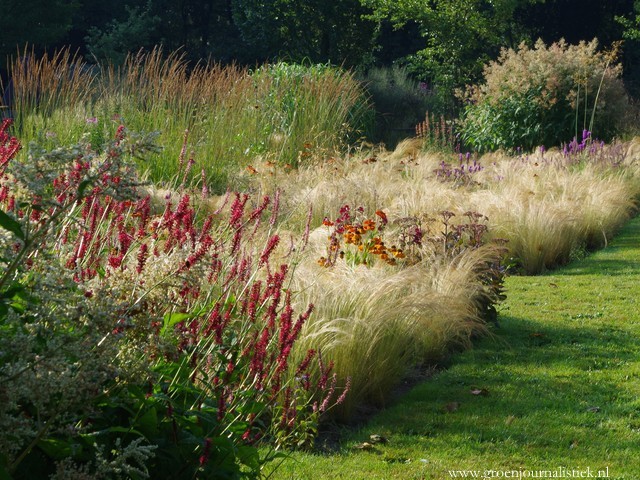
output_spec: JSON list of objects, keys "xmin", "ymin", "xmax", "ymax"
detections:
[{"xmin": 266, "ymin": 216, "xmax": 640, "ymax": 480}]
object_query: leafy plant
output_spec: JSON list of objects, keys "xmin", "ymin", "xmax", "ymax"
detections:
[
  {"xmin": 459, "ymin": 39, "xmax": 634, "ymax": 152},
  {"xmin": 0, "ymin": 123, "xmax": 347, "ymax": 479}
]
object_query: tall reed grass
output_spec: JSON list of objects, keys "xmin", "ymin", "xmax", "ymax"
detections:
[
  {"xmin": 4, "ymin": 48, "xmax": 372, "ymax": 192},
  {"xmin": 7, "ymin": 48, "xmax": 98, "ymax": 144}
]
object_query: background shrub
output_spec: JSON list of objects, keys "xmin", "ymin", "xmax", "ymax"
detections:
[
  {"xmin": 359, "ymin": 65, "xmax": 439, "ymax": 147},
  {"xmin": 459, "ymin": 39, "xmax": 634, "ymax": 152}
]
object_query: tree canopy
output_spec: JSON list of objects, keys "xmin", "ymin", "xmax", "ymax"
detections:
[{"xmin": 1, "ymin": 0, "xmax": 638, "ymax": 101}]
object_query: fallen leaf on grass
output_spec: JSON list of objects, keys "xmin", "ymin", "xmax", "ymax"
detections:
[
  {"xmin": 370, "ymin": 434, "xmax": 388, "ymax": 444},
  {"xmin": 354, "ymin": 442, "xmax": 374, "ymax": 450},
  {"xmin": 505, "ymin": 415, "xmax": 517, "ymax": 426},
  {"xmin": 586, "ymin": 406, "xmax": 601, "ymax": 413},
  {"xmin": 471, "ymin": 388, "xmax": 489, "ymax": 396},
  {"xmin": 444, "ymin": 402, "xmax": 460, "ymax": 412},
  {"xmin": 383, "ymin": 455, "xmax": 411, "ymax": 464}
]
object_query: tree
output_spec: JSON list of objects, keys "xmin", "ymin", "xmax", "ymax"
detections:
[
  {"xmin": 58, "ymin": 0, "xmax": 249, "ymax": 66},
  {"xmin": 515, "ymin": 0, "xmax": 633, "ymax": 46},
  {"xmin": 231, "ymin": 0, "xmax": 377, "ymax": 66},
  {"xmin": 151, "ymin": 0, "xmax": 248, "ymax": 63},
  {"xmin": 0, "ymin": 0, "xmax": 80, "ymax": 68},
  {"xmin": 85, "ymin": 3, "xmax": 161, "ymax": 65},
  {"xmin": 360, "ymin": 0, "xmax": 543, "ymax": 107}
]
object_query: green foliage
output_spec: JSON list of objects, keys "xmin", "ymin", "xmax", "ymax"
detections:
[
  {"xmin": 231, "ymin": 0, "xmax": 377, "ymax": 66},
  {"xmin": 616, "ymin": 1, "xmax": 640, "ymax": 40},
  {"xmin": 360, "ymin": 65, "xmax": 439, "ymax": 146},
  {"xmin": 459, "ymin": 39, "xmax": 634, "ymax": 152},
  {"xmin": 360, "ymin": 0, "xmax": 542, "ymax": 108},
  {"xmin": 459, "ymin": 86, "xmax": 561, "ymax": 152},
  {"xmin": 85, "ymin": 2, "xmax": 161, "ymax": 65},
  {"xmin": 251, "ymin": 62, "xmax": 374, "ymax": 154},
  {"xmin": 4, "ymin": 50, "xmax": 373, "ymax": 192}
]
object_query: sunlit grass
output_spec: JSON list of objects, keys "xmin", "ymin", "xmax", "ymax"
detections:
[
  {"xmin": 6, "ymin": 48, "xmax": 372, "ymax": 193},
  {"xmin": 5, "ymin": 50, "xmax": 640, "ymax": 473},
  {"xmin": 275, "ymin": 139, "xmax": 640, "ymax": 274},
  {"xmin": 265, "ymin": 216, "xmax": 640, "ymax": 480}
]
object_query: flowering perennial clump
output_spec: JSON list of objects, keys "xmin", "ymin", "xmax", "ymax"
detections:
[
  {"xmin": 559, "ymin": 129, "xmax": 626, "ymax": 168},
  {"xmin": 415, "ymin": 111, "xmax": 458, "ymax": 152},
  {"xmin": 433, "ymin": 153, "xmax": 483, "ymax": 186},
  {"xmin": 460, "ymin": 39, "xmax": 633, "ymax": 152},
  {"xmin": 318, "ymin": 205, "xmax": 407, "ymax": 268},
  {"xmin": 0, "ymin": 123, "xmax": 348, "ymax": 478}
]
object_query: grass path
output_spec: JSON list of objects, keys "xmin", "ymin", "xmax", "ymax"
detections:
[{"xmin": 268, "ymin": 216, "xmax": 640, "ymax": 480}]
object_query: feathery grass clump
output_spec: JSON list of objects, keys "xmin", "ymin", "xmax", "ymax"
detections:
[
  {"xmin": 255, "ymin": 136, "xmax": 639, "ymax": 417},
  {"xmin": 470, "ymin": 146, "xmax": 639, "ymax": 273},
  {"xmin": 276, "ymin": 137, "xmax": 640, "ymax": 276},
  {"xmin": 277, "ymin": 200, "xmax": 506, "ymax": 419},
  {"xmin": 7, "ymin": 49, "xmax": 98, "ymax": 145},
  {"xmin": 289, "ymin": 251, "xmax": 494, "ymax": 419}
]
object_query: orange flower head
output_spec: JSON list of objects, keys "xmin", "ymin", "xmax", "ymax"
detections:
[
  {"xmin": 344, "ymin": 232, "xmax": 355, "ymax": 244},
  {"xmin": 375, "ymin": 210, "xmax": 388, "ymax": 224}
]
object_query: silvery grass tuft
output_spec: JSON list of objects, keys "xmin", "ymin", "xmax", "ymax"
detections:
[
  {"xmin": 276, "ymin": 136, "xmax": 640, "ymax": 275},
  {"xmin": 285, "ymin": 203, "xmax": 506, "ymax": 419}
]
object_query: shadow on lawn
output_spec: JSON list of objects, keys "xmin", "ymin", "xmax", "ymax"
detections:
[
  {"xmin": 374, "ymin": 313, "xmax": 640, "ymax": 462},
  {"xmin": 314, "ymin": 216, "xmax": 640, "ymax": 472},
  {"xmin": 316, "ymin": 217, "xmax": 640, "ymax": 478},
  {"xmin": 557, "ymin": 257, "xmax": 640, "ymax": 276}
]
